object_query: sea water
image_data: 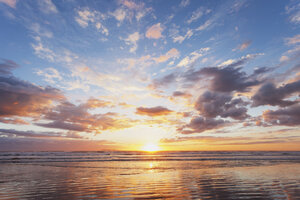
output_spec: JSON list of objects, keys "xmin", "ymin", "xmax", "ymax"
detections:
[{"xmin": 0, "ymin": 151, "xmax": 299, "ymax": 199}]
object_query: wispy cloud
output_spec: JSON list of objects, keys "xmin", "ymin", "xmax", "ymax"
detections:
[
  {"xmin": 172, "ymin": 29, "xmax": 193, "ymax": 43},
  {"xmin": 0, "ymin": 0, "xmax": 16, "ymax": 8},
  {"xmin": 187, "ymin": 7, "xmax": 211, "ymax": 24},
  {"xmin": 233, "ymin": 41, "xmax": 251, "ymax": 51},
  {"xmin": 35, "ymin": 67, "xmax": 62, "ymax": 84},
  {"xmin": 285, "ymin": 2, "xmax": 300, "ymax": 24},
  {"xmin": 179, "ymin": 0, "xmax": 190, "ymax": 8},
  {"xmin": 154, "ymin": 48, "xmax": 179, "ymax": 63},
  {"xmin": 177, "ymin": 48, "xmax": 209, "ymax": 67},
  {"xmin": 286, "ymin": 34, "xmax": 300, "ymax": 45},
  {"xmin": 38, "ymin": 0, "xmax": 57, "ymax": 14},
  {"xmin": 75, "ymin": 8, "xmax": 108, "ymax": 35},
  {"xmin": 124, "ymin": 32, "xmax": 140, "ymax": 53}
]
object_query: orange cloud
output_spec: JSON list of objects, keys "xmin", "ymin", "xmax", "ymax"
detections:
[
  {"xmin": 146, "ymin": 23, "xmax": 163, "ymax": 39},
  {"xmin": 154, "ymin": 48, "xmax": 179, "ymax": 63},
  {"xmin": 136, "ymin": 106, "xmax": 173, "ymax": 116}
]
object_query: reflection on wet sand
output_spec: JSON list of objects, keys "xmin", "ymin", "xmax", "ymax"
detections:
[{"xmin": 0, "ymin": 158, "xmax": 300, "ymax": 199}]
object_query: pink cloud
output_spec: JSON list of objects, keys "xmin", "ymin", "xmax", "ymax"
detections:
[
  {"xmin": 146, "ymin": 23, "xmax": 163, "ymax": 39},
  {"xmin": 0, "ymin": 0, "xmax": 17, "ymax": 8}
]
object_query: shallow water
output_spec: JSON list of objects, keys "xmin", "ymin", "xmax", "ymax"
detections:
[{"xmin": 0, "ymin": 151, "xmax": 299, "ymax": 199}]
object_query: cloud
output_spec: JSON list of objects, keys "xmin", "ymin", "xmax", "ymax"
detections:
[
  {"xmin": 38, "ymin": 0, "xmax": 58, "ymax": 14},
  {"xmin": 186, "ymin": 66, "xmax": 262, "ymax": 93},
  {"xmin": 0, "ymin": 61, "xmax": 65, "ymax": 118},
  {"xmin": 279, "ymin": 34, "xmax": 300, "ymax": 62},
  {"xmin": 154, "ymin": 48, "xmax": 179, "ymax": 63},
  {"xmin": 152, "ymin": 53, "xmax": 264, "ymax": 91},
  {"xmin": 290, "ymin": 12, "xmax": 300, "ymax": 24},
  {"xmin": 280, "ymin": 56, "xmax": 289, "ymax": 62},
  {"xmin": 121, "ymin": 0, "xmax": 141, "ymax": 10},
  {"xmin": 0, "ymin": 59, "xmax": 18, "ymax": 75},
  {"xmin": 31, "ymin": 40, "xmax": 56, "ymax": 62},
  {"xmin": 178, "ymin": 116, "xmax": 228, "ymax": 134},
  {"xmin": 263, "ymin": 104, "xmax": 300, "ymax": 126},
  {"xmin": 83, "ymin": 98, "xmax": 114, "ymax": 109},
  {"xmin": 177, "ymin": 48, "xmax": 209, "ymax": 67},
  {"xmin": 35, "ymin": 67, "xmax": 62, "ymax": 84},
  {"xmin": 219, "ymin": 54, "xmax": 262, "ymax": 68},
  {"xmin": 0, "ymin": 60, "xmax": 127, "ymax": 134},
  {"xmin": 75, "ymin": 8, "xmax": 108, "ymax": 35},
  {"xmin": 0, "ymin": 0, "xmax": 16, "ymax": 8},
  {"xmin": 0, "ymin": 117, "xmax": 29, "ymax": 125},
  {"xmin": 0, "ymin": 128, "xmax": 84, "ymax": 139},
  {"xmin": 173, "ymin": 29, "xmax": 193, "ymax": 43},
  {"xmin": 136, "ymin": 106, "xmax": 173, "ymax": 116},
  {"xmin": 29, "ymin": 23, "xmax": 53, "ymax": 38},
  {"xmin": 146, "ymin": 23, "xmax": 163, "ymax": 39},
  {"xmin": 233, "ymin": 41, "xmax": 251, "ymax": 51},
  {"xmin": 187, "ymin": 7, "xmax": 211, "ymax": 24},
  {"xmin": 285, "ymin": 2, "xmax": 300, "ymax": 24},
  {"xmin": 0, "ymin": 137, "xmax": 116, "ymax": 151},
  {"xmin": 111, "ymin": 8, "xmax": 126, "ymax": 22},
  {"xmin": 36, "ymin": 121, "xmax": 86, "ymax": 132},
  {"xmin": 196, "ymin": 19, "xmax": 213, "ymax": 31},
  {"xmin": 252, "ymin": 80, "xmax": 300, "ymax": 107},
  {"xmin": 179, "ymin": 0, "xmax": 190, "ymax": 8},
  {"xmin": 172, "ymin": 91, "xmax": 191, "ymax": 98},
  {"xmin": 195, "ymin": 91, "xmax": 249, "ymax": 120},
  {"xmin": 151, "ymin": 73, "xmax": 178, "ymax": 89},
  {"xmin": 286, "ymin": 34, "xmax": 300, "ymax": 45},
  {"xmin": 124, "ymin": 32, "xmax": 140, "ymax": 53},
  {"xmin": 114, "ymin": 0, "xmax": 151, "ymax": 22},
  {"xmin": 39, "ymin": 101, "xmax": 134, "ymax": 133}
]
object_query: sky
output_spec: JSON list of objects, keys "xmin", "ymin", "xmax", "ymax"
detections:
[{"xmin": 0, "ymin": 0, "xmax": 300, "ymax": 151}]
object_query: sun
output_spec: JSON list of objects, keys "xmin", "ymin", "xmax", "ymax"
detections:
[{"xmin": 141, "ymin": 143, "xmax": 161, "ymax": 152}]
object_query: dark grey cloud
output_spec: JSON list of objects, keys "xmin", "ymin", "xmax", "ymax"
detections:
[
  {"xmin": 0, "ymin": 137, "xmax": 116, "ymax": 151},
  {"xmin": 252, "ymin": 66, "xmax": 272, "ymax": 75},
  {"xmin": 151, "ymin": 54, "xmax": 266, "ymax": 92},
  {"xmin": 178, "ymin": 116, "xmax": 228, "ymax": 134},
  {"xmin": 0, "ymin": 77, "xmax": 64, "ymax": 117},
  {"xmin": 36, "ymin": 121, "xmax": 86, "ymax": 132},
  {"xmin": 39, "ymin": 101, "xmax": 134, "ymax": 132},
  {"xmin": 136, "ymin": 106, "xmax": 173, "ymax": 116},
  {"xmin": 197, "ymin": 66, "xmax": 261, "ymax": 92},
  {"xmin": 0, "ymin": 61, "xmax": 65, "ymax": 118},
  {"xmin": 252, "ymin": 80, "xmax": 300, "ymax": 107},
  {"xmin": 0, "ymin": 59, "xmax": 18, "ymax": 75},
  {"xmin": 172, "ymin": 91, "xmax": 191, "ymax": 98},
  {"xmin": 263, "ymin": 104, "xmax": 300, "ymax": 126},
  {"xmin": 0, "ymin": 60, "xmax": 134, "ymax": 135},
  {"xmin": 173, "ymin": 91, "xmax": 186, "ymax": 96},
  {"xmin": 195, "ymin": 91, "xmax": 249, "ymax": 120},
  {"xmin": 151, "ymin": 73, "xmax": 178, "ymax": 89}
]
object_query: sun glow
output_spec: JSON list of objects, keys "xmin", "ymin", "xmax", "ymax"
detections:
[{"xmin": 141, "ymin": 143, "xmax": 161, "ymax": 152}]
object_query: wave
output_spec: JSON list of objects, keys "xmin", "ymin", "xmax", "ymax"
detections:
[{"xmin": 0, "ymin": 151, "xmax": 300, "ymax": 163}]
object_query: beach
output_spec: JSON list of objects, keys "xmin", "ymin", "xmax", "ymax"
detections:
[{"xmin": 0, "ymin": 151, "xmax": 299, "ymax": 199}]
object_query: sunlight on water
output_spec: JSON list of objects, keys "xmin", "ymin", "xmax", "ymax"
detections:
[{"xmin": 0, "ymin": 151, "xmax": 300, "ymax": 199}]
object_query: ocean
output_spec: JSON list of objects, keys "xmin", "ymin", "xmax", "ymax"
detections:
[{"xmin": 0, "ymin": 151, "xmax": 299, "ymax": 199}]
